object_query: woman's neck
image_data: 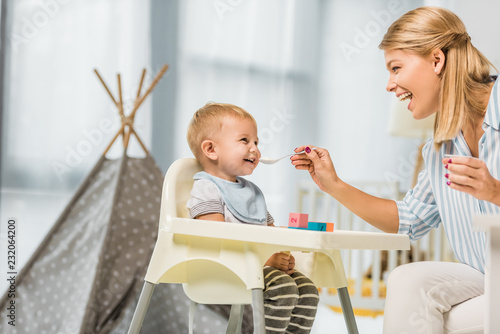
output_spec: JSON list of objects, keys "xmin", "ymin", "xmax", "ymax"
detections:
[
  {"xmin": 462, "ymin": 117, "xmax": 484, "ymax": 158},
  {"xmin": 462, "ymin": 82, "xmax": 494, "ymax": 157}
]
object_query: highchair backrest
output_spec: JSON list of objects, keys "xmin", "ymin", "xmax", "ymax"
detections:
[
  {"xmin": 158, "ymin": 158, "xmax": 202, "ymax": 230},
  {"xmin": 157, "ymin": 158, "xmax": 254, "ymax": 305}
]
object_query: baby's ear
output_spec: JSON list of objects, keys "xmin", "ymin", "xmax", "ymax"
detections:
[{"xmin": 201, "ymin": 140, "xmax": 218, "ymax": 161}]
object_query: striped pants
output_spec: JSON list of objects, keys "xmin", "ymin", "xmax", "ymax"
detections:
[{"xmin": 263, "ymin": 266, "xmax": 319, "ymax": 333}]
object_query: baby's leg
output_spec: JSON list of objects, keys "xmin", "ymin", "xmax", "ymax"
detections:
[
  {"xmin": 263, "ymin": 266, "xmax": 299, "ymax": 333},
  {"xmin": 287, "ymin": 271, "xmax": 319, "ymax": 334}
]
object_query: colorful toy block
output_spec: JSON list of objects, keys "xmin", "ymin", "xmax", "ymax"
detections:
[
  {"xmin": 307, "ymin": 222, "xmax": 334, "ymax": 232},
  {"xmin": 307, "ymin": 222, "xmax": 326, "ymax": 231},
  {"xmin": 288, "ymin": 212, "xmax": 309, "ymax": 229}
]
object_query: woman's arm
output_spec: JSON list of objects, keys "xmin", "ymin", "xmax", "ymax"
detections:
[{"xmin": 291, "ymin": 145, "xmax": 400, "ymax": 233}]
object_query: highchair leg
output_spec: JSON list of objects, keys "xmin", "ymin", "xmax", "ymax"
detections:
[
  {"xmin": 128, "ymin": 281, "xmax": 156, "ymax": 334},
  {"xmin": 251, "ymin": 288, "xmax": 266, "ymax": 334},
  {"xmin": 226, "ymin": 304, "xmax": 244, "ymax": 334},
  {"xmin": 189, "ymin": 300, "xmax": 198, "ymax": 334},
  {"xmin": 338, "ymin": 286, "xmax": 359, "ymax": 334}
]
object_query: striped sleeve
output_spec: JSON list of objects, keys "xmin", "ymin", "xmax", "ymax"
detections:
[
  {"xmin": 189, "ymin": 201, "xmax": 224, "ymax": 219},
  {"xmin": 186, "ymin": 179, "xmax": 224, "ymax": 218},
  {"xmin": 266, "ymin": 211, "xmax": 274, "ymax": 226},
  {"xmin": 396, "ymin": 145, "xmax": 442, "ymax": 240}
]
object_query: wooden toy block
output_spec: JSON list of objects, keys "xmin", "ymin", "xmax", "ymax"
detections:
[
  {"xmin": 288, "ymin": 213, "xmax": 308, "ymax": 228},
  {"xmin": 326, "ymin": 222, "xmax": 334, "ymax": 232}
]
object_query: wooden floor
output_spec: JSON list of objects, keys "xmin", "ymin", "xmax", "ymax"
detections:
[{"xmin": 312, "ymin": 303, "xmax": 384, "ymax": 334}]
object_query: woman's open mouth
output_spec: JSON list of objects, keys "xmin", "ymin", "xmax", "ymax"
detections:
[{"xmin": 398, "ymin": 92, "xmax": 413, "ymax": 102}]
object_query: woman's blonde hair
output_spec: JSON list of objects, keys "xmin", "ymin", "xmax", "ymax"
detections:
[
  {"xmin": 187, "ymin": 102, "xmax": 257, "ymax": 161},
  {"xmin": 379, "ymin": 6, "xmax": 495, "ymax": 148}
]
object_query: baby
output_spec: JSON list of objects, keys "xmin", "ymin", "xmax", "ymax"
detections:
[{"xmin": 186, "ymin": 102, "xmax": 319, "ymax": 333}]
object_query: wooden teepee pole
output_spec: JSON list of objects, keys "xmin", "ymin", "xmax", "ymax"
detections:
[
  {"xmin": 126, "ymin": 68, "xmax": 150, "ymax": 155},
  {"xmin": 129, "ymin": 127, "xmax": 149, "ymax": 155},
  {"xmin": 95, "ymin": 65, "xmax": 168, "ymax": 157},
  {"xmin": 136, "ymin": 69, "xmax": 146, "ymax": 100},
  {"xmin": 94, "ymin": 69, "xmax": 118, "ymax": 107},
  {"xmin": 123, "ymin": 126, "xmax": 132, "ymax": 153},
  {"xmin": 117, "ymin": 74, "xmax": 126, "ymax": 145},
  {"xmin": 117, "ymin": 74, "xmax": 125, "ymax": 118},
  {"xmin": 129, "ymin": 64, "xmax": 168, "ymax": 121},
  {"xmin": 102, "ymin": 123, "xmax": 125, "ymax": 156}
]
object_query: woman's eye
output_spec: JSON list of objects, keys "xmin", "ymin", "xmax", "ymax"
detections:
[{"xmin": 392, "ymin": 66, "xmax": 400, "ymax": 73}]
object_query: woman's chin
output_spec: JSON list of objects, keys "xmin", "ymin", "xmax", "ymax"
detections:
[
  {"xmin": 409, "ymin": 106, "xmax": 426, "ymax": 120},
  {"xmin": 411, "ymin": 112, "xmax": 425, "ymax": 120},
  {"xmin": 411, "ymin": 107, "xmax": 436, "ymax": 120}
]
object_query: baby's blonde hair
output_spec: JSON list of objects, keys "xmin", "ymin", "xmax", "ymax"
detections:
[
  {"xmin": 379, "ymin": 6, "xmax": 495, "ymax": 148},
  {"xmin": 187, "ymin": 102, "xmax": 257, "ymax": 161}
]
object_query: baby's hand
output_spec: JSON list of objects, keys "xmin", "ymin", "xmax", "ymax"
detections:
[
  {"xmin": 265, "ymin": 252, "xmax": 295, "ymax": 274},
  {"xmin": 286, "ymin": 254, "xmax": 295, "ymax": 275}
]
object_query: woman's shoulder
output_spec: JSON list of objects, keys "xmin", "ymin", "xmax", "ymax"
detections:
[
  {"xmin": 422, "ymin": 137, "xmax": 436, "ymax": 156},
  {"xmin": 489, "ymin": 74, "xmax": 499, "ymax": 101},
  {"xmin": 490, "ymin": 74, "xmax": 499, "ymax": 93},
  {"xmin": 483, "ymin": 75, "xmax": 500, "ymax": 127},
  {"xmin": 421, "ymin": 137, "xmax": 452, "ymax": 163}
]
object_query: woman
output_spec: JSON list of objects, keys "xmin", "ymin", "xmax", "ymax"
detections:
[{"xmin": 291, "ymin": 6, "xmax": 498, "ymax": 334}]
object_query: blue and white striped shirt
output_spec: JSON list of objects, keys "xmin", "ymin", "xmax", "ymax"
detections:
[{"xmin": 397, "ymin": 76, "xmax": 500, "ymax": 274}]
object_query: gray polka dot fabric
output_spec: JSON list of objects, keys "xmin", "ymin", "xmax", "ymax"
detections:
[{"xmin": 0, "ymin": 155, "xmax": 230, "ymax": 333}]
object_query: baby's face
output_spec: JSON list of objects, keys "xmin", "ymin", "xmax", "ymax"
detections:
[{"xmin": 212, "ymin": 116, "xmax": 261, "ymax": 181}]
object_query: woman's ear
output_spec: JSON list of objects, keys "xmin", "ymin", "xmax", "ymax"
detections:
[
  {"xmin": 432, "ymin": 48, "xmax": 446, "ymax": 75},
  {"xmin": 201, "ymin": 140, "xmax": 218, "ymax": 161}
]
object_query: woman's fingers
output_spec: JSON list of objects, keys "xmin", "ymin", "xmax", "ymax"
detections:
[
  {"xmin": 443, "ymin": 156, "xmax": 500, "ymax": 203},
  {"xmin": 444, "ymin": 157, "xmax": 483, "ymax": 183},
  {"xmin": 291, "ymin": 145, "xmax": 339, "ymax": 194}
]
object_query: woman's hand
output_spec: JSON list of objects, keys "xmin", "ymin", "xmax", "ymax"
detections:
[
  {"xmin": 443, "ymin": 156, "xmax": 500, "ymax": 205},
  {"xmin": 291, "ymin": 145, "xmax": 400, "ymax": 233},
  {"xmin": 290, "ymin": 145, "xmax": 340, "ymax": 194}
]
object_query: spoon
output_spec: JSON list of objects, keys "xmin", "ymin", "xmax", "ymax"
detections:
[{"xmin": 260, "ymin": 148, "xmax": 316, "ymax": 164}]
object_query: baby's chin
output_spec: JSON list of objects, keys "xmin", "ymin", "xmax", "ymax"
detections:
[
  {"xmin": 238, "ymin": 169, "xmax": 256, "ymax": 177},
  {"xmin": 240, "ymin": 164, "xmax": 258, "ymax": 175}
]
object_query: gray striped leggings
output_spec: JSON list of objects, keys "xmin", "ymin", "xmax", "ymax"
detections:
[{"xmin": 263, "ymin": 266, "xmax": 319, "ymax": 333}]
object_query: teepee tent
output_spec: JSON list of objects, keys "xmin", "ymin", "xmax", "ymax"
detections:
[{"xmin": 0, "ymin": 66, "xmax": 231, "ymax": 333}]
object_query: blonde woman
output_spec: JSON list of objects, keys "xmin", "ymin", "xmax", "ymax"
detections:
[{"xmin": 292, "ymin": 7, "xmax": 497, "ymax": 334}]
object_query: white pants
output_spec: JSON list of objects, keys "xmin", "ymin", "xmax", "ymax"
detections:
[{"xmin": 383, "ymin": 261, "xmax": 484, "ymax": 334}]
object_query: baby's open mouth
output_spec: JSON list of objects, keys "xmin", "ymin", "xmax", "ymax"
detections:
[{"xmin": 244, "ymin": 158, "xmax": 255, "ymax": 163}]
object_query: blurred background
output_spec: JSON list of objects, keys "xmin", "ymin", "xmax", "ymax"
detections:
[{"xmin": 1, "ymin": 0, "xmax": 499, "ymax": 332}]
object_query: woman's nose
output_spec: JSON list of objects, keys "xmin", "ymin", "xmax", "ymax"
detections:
[{"xmin": 386, "ymin": 78, "xmax": 397, "ymax": 93}]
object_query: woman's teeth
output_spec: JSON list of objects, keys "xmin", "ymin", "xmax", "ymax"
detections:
[{"xmin": 399, "ymin": 92, "xmax": 412, "ymax": 101}]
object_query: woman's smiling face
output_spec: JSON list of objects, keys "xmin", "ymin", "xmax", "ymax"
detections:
[{"xmin": 384, "ymin": 49, "xmax": 442, "ymax": 120}]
